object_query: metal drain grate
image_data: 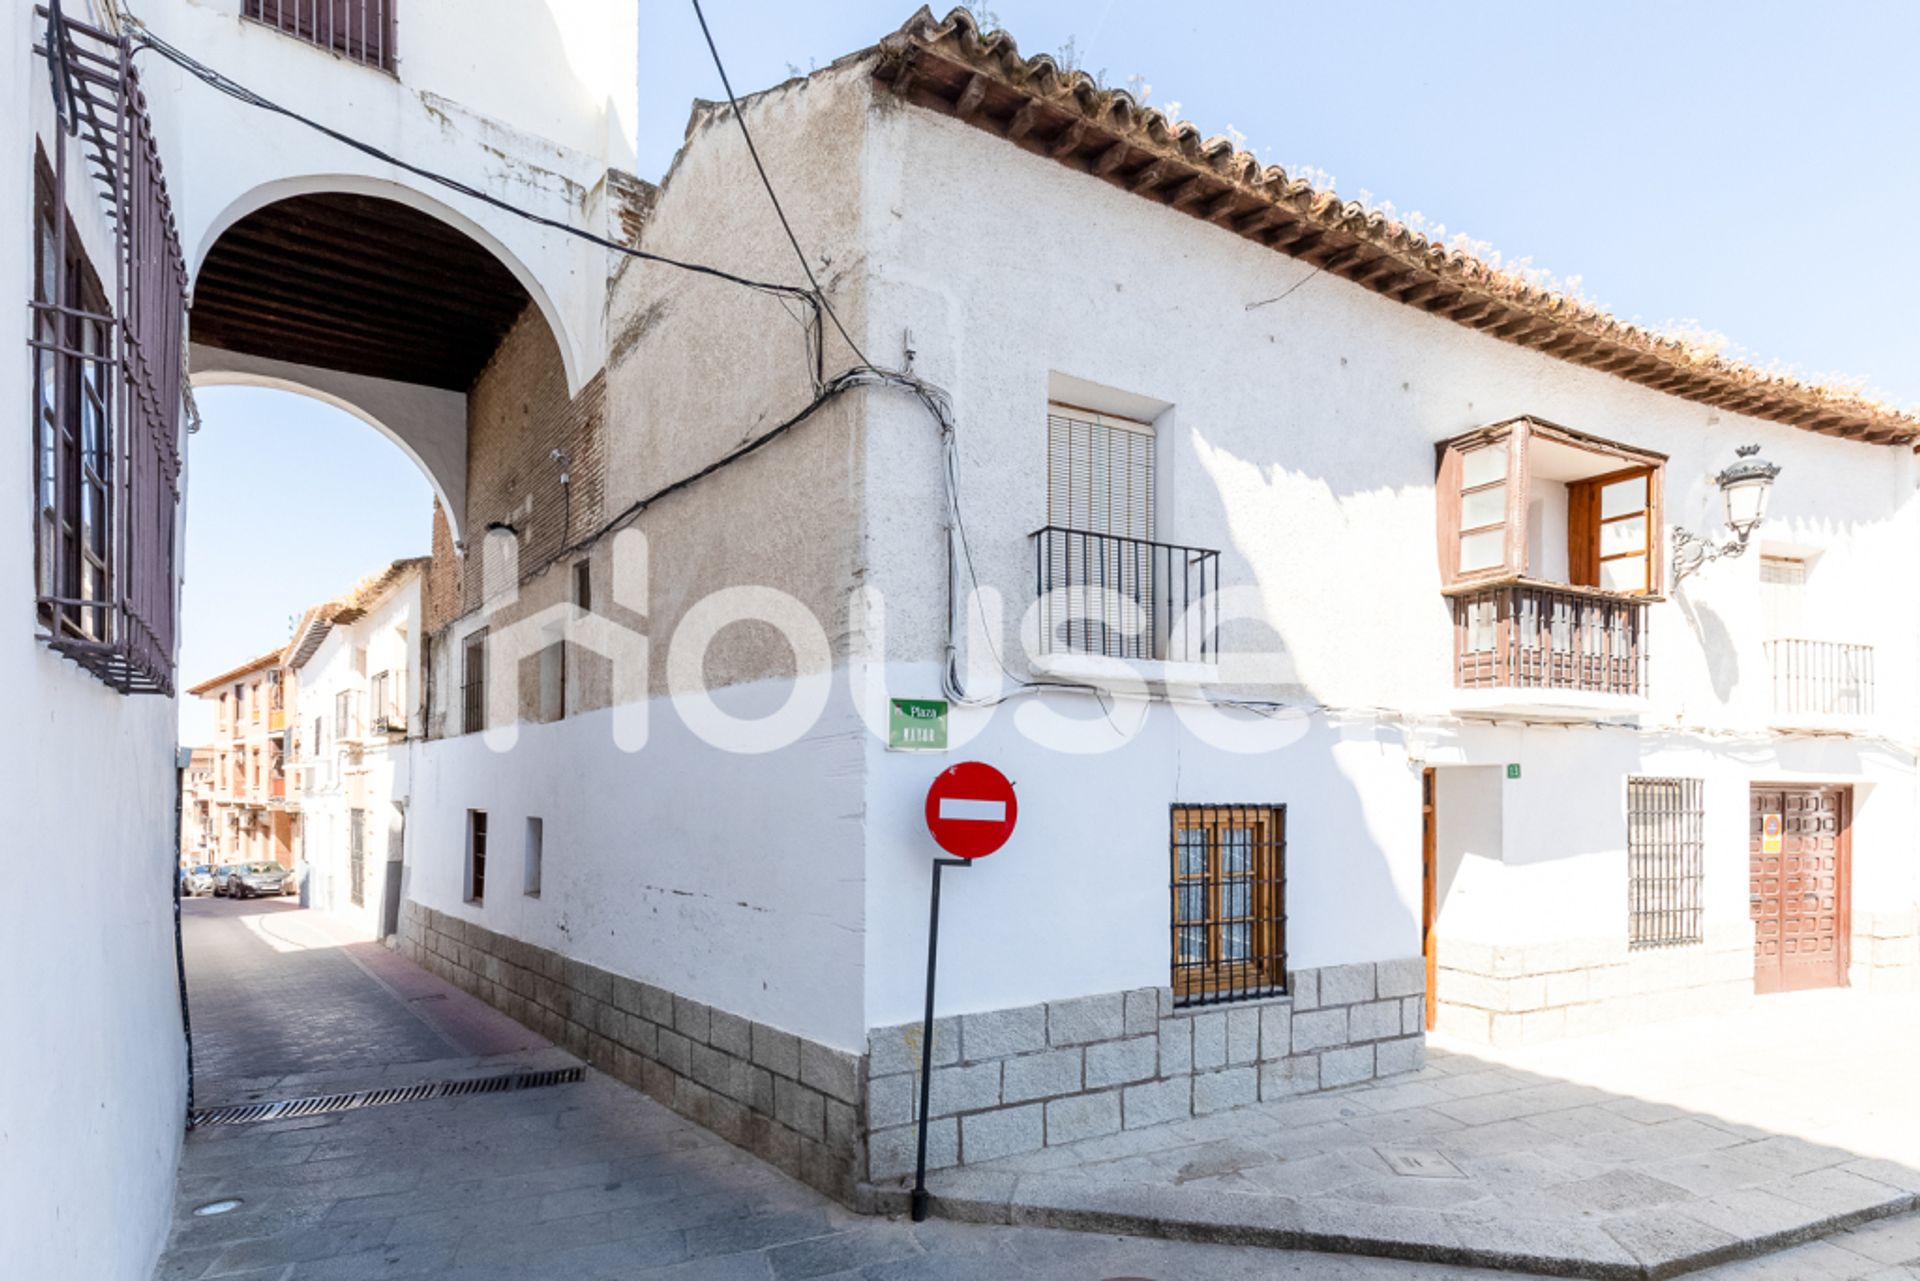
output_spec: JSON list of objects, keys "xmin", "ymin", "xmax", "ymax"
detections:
[{"xmin": 190, "ymin": 1066, "xmax": 584, "ymax": 1128}]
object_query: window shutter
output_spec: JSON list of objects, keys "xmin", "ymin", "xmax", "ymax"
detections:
[{"xmin": 1046, "ymin": 407, "xmax": 1154, "ymax": 540}]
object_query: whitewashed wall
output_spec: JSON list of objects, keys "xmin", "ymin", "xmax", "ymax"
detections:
[
  {"xmin": 0, "ymin": 6, "xmax": 185, "ymax": 1277},
  {"xmin": 296, "ymin": 574, "xmax": 420, "ymax": 937},
  {"xmin": 141, "ymin": 0, "xmax": 637, "ymax": 535},
  {"xmin": 851, "ymin": 93, "xmax": 1919, "ymax": 1026},
  {"xmin": 405, "ymin": 675, "xmax": 871, "ymax": 1051}
]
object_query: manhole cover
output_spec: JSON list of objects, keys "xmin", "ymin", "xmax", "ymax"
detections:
[{"xmin": 1377, "ymin": 1148, "xmax": 1466, "ymax": 1179}]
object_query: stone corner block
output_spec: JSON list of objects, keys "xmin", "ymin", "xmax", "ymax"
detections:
[
  {"xmin": 868, "ymin": 1017, "xmax": 956, "ymax": 1077},
  {"xmin": 799, "ymin": 1040, "xmax": 862, "ymax": 1106}
]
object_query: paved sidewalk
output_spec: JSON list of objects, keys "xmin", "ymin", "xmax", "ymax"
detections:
[{"xmin": 916, "ymin": 992, "xmax": 1920, "ymax": 1278}]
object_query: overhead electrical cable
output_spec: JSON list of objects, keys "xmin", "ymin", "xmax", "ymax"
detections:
[
  {"xmin": 687, "ymin": 0, "xmax": 872, "ymax": 370},
  {"xmin": 128, "ymin": 24, "xmax": 821, "ymax": 316}
]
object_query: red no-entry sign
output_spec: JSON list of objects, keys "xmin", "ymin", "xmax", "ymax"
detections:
[{"xmin": 924, "ymin": 761, "xmax": 1017, "ymax": 860}]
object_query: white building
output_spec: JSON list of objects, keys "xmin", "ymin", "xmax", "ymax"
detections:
[
  {"xmin": 5, "ymin": 2, "xmax": 637, "ymax": 1274},
  {"xmin": 396, "ymin": 11, "xmax": 1920, "ymax": 1203},
  {"xmin": 289, "ymin": 558, "xmax": 426, "ymax": 939}
]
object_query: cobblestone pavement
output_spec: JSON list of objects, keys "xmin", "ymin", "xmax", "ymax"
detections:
[
  {"xmin": 182, "ymin": 897, "xmax": 543, "ymax": 1102},
  {"xmin": 159, "ymin": 908, "xmax": 1920, "ymax": 1280},
  {"xmin": 928, "ymin": 992, "xmax": 1920, "ymax": 1277}
]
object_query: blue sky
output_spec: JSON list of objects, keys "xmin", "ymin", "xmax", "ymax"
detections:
[
  {"xmin": 180, "ymin": 1, "xmax": 1917, "ymax": 740},
  {"xmin": 177, "ymin": 389, "xmax": 431, "ymax": 743}
]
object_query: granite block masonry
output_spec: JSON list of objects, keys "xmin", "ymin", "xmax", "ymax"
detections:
[
  {"xmin": 400, "ymin": 901, "xmax": 1426, "ymax": 1194},
  {"xmin": 864, "ymin": 958, "xmax": 1426, "ymax": 1181},
  {"xmin": 399, "ymin": 902, "xmax": 866, "ymax": 1204}
]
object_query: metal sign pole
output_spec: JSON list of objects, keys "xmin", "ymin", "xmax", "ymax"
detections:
[{"xmin": 911, "ymin": 856, "xmax": 970, "ymax": 1222}]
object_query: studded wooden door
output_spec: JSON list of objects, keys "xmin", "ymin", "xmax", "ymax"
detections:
[{"xmin": 1749, "ymin": 786, "xmax": 1850, "ymax": 994}]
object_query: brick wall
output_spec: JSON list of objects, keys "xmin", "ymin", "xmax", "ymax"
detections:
[
  {"xmin": 398, "ymin": 902, "xmax": 868, "ymax": 1205},
  {"xmin": 422, "ymin": 500, "xmax": 461, "ymax": 636},
  {"xmin": 461, "ymin": 304, "xmax": 607, "ymax": 617},
  {"xmin": 863, "ymin": 959, "xmax": 1426, "ymax": 1181}
]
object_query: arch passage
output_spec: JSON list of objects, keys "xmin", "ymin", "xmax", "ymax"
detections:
[{"xmin": 191, "ymin": 192, "xmax": 530, "ymax": 390}]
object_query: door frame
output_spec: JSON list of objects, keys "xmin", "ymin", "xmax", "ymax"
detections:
[
  {"xmin": 1422, "ymin": 767, "xmax": 1437, "ymax": 1030},
  {"xmin": 1749, "ymin": 782, "xmax": 1853, "ymax": 993}
]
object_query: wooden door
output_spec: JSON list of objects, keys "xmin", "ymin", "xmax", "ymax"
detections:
[
  {"xmin": 1749, "ymin": 786, "xmax": 1850, "ymax": 994},
  {"xmin": 1422, "ymin": 768, "xmax": 1437, "ymax": 1030}
]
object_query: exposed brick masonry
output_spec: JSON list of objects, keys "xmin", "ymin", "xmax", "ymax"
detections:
[{"xmin": 460, "ymin": 304, "xmax": 607, "ymax": 616}]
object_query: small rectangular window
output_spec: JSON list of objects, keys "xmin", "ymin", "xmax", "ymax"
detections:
[
  {"xmin": 574, "ymin": 560, "xmax": 592, "ymax": 613},
  {"xmin": 461, "ymin": 629, "xmax": 488, "ymax": 735},
  {"xmin": 1171, "ymin": 805, "xmax": 1286, "ymax": 1005},
  {"xmin": 1628, "ymin": 777, "xmax": 1704, "ymax": 949},
  {"xmin": 466, "ymin": 809, "xmax": 488, "ymax": 904},
  {"xmin": 524, "ymin": 817, "xmax": 544, "ymax": 897},
  {"xmin": 242, "ymin": 0, "xmax": 396, "ymax": 71}
]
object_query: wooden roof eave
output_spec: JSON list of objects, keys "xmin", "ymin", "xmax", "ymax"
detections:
[{"xmin": 870, "ymin": 25, "xmax": 1918, "ymax": 447}]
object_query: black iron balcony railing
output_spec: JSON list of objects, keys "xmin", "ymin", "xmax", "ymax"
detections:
[
  {"xmin": 1031, "ymin": 526, "xmax": 1220, "ymax": 663},
  {"xmin": 1765, "ymin": 639, "xmax": 1873, "ymax": 719},
  {"xmin": 1450, "ymin": 580, "xmax": 1649, "ymax": 697},
  {"xmin": 244, "ymin": 1, "xmax": 395, "ymax": 70}
]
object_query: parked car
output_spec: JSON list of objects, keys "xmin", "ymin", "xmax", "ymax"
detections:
[
  {"xmin": 225, "ymin": 863, "xmax": 291, "ymax": 899},
  {"xmin": 211, "ymin": 864, "xmax": 238, "ymax": 896},
  {"xmin": 183, "ymin": 865, "xmax": 216, "ymax": 897}
]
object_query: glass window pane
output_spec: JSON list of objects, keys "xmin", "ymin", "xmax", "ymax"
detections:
[
  {"xmin": 1461, "ymin": 484, "xmax": 1506, "ymax": 530},
  {"xmin": 1459, "ymin": 527, "xmax": 1506, "ymax": 573},
  {"xmin": 1600, "ymin": 514, "xmax": 1646, "ymax": 557},
  {"xmin": 1177, "ymin": 881, "xmax": 1205, "ymax": 925},
  {"xmin": 1223, "ymin": 922, "xmax": 1250, "ymax": 961},
  {"xmin": 1177, "ymin": 829, "xmax": 1206, "ymax": 880},
  {"xmin": 1178, "ymin": 925, "xmax": 1206, "ymax": 963},
  {"xmin": 1221, "ymin": 828, "xmax": 1252, "ymax": 876},
  {"xmin": 1601, "ymin": 475, "xmax": 1647, "ymax": 519},
  {"xmin": 1600, "ymin": 555, "xmax": 1647, "ymax": 593},
  {"xmin": 1461, "ymin": 442, "xmax": 1508, "ymax": 489},
  {"xmin": 1222, "ymin": 877, "xmax": 1250, "ymax": 921}
]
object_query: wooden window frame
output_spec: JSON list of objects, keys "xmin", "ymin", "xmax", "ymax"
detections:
[
  {"xmin": 1170, "ymin": 804, "xmax": 1287, "ymax": 1005},
  {"xmin": 1437, "ymin": 417, "xmax": 1666, "ymax": 597},
  {"xmin": 31, "ymin": 151, "xmax": 114, "ymax": 646}
]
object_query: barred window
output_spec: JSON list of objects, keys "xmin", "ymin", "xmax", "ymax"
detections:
[
  {"xmin": 1171, "ymin": 805, "xmax": 1286, "ymax": 1006},
  {"xmin": 461, "ymin": 629, "xmax": 487, "ymax": 734},
  {"xmin": 243, "ymin": 1, "xmax": 396, "ymax": 71},
  {"xmin": 30, "ymin": 19, "xmax": 187, "ymax": 696},
  {"xmin": 1628, "ymin": 777, "xmax": 1704, "ymax": 949},
  {"xmin": 32, "ymin": 154, "xmax": 114, "ymax": 647}
]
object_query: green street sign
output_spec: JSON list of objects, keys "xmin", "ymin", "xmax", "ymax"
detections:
[
  {"xmin": 1506, "ymin": 763, "xmax": 1522, "ymax": 780},
  {"xmin": 888, "ymin": 698, "xmax": 948, "ymax": 752}
]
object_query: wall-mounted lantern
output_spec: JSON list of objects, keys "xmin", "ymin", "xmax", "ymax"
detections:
[{"xmin": 1671, "ymin": 444, "xmax": 1780, "ymax": 587}]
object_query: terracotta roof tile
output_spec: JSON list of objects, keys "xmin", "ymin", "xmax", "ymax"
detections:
[{"xmin": 873, "ymin": 6, "xmax": 1917, "ymax": 445}]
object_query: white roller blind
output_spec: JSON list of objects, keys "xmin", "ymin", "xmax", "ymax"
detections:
[{"xmin": 1046, "ymin": 406, "xmax": 1154, "ymax": 539}]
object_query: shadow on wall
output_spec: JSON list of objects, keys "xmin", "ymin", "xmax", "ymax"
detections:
[{"xmin": 1675, "ymin": 590, "xmax": 1740, "ymax": 704}]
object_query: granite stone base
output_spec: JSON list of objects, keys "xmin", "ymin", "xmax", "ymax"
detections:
[
  {"xmin": 864, "ymin": 959, "xmax": 1427, "ymax": 1181},
  {"xmin": 398, "ymin": 902, "xmax": 868, "ymax": 1204}
]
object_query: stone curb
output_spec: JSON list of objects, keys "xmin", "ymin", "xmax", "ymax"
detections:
[{"xmin": 859, "ymin": 1175, "xmax": 1920, "ymax": 1280}]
